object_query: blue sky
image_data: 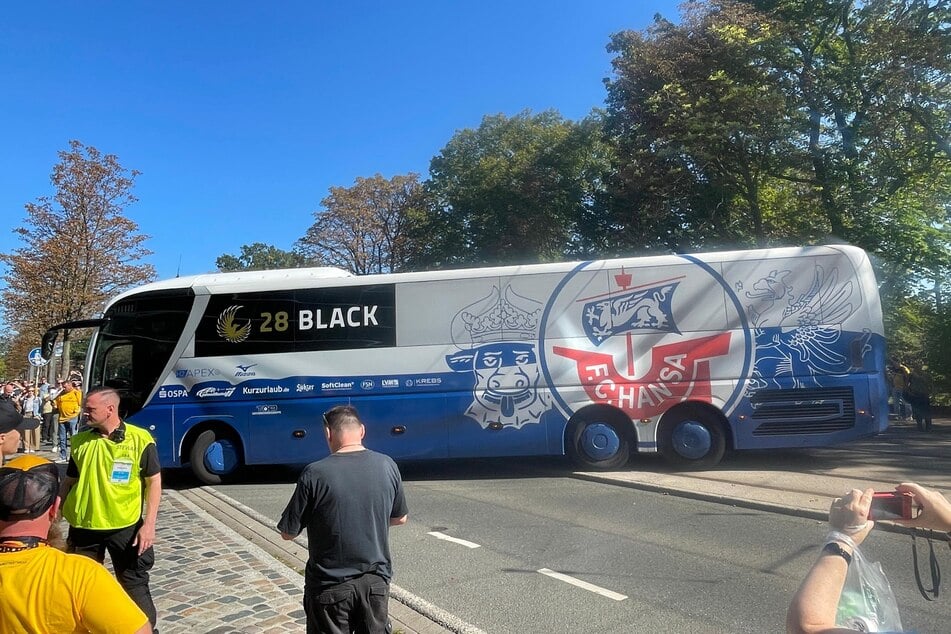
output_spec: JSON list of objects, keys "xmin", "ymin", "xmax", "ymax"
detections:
[{"xmin": 1, "ymin": 1, "xmax": 679, "ymax": 281}]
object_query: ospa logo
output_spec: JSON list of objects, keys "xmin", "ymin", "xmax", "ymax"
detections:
[{"xmin": 541, "ymin": 260, "xmax": 751, "ymax": 420}]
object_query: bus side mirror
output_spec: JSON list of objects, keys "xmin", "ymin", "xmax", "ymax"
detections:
[{"xmin": 41, "ymin": 331, "xmax": 58, "ymax": 360}]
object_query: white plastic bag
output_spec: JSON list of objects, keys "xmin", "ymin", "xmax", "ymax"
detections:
[{"xmin": 833, "ymin": 533, "xmax": 903, "ymax": 632}]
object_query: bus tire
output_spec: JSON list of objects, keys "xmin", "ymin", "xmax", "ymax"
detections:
[
  {"xmin": 189, "ymin": 429, "xmax": 242, "ymax": 485},
  {"xmin": 658, "ymin": 405, "xmax": 726, "ymax": 468},
  {"xmin": 566, "ymin": 410, "xmax": 632, "ymax": 470}
]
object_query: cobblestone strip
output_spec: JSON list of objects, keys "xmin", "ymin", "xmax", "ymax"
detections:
[{"xmin": 154, "ymin": 490, "xmax": 305, "ymax": 633}]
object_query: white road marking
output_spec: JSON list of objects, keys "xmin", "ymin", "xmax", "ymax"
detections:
[
  {"xmin": 537, "ymin": 568, "xmax": 628, "ymax": 601},
  {"xmin": 427, "ymin": 531, "xmax": 481, "ymax": 549}
]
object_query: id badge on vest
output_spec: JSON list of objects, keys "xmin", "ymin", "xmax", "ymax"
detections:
[{"xmin": 110, "ymin": 459, "xmax": 134, "ymax": 485}]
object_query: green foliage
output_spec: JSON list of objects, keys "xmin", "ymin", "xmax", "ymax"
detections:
[
  {"xmin": 216, "ymin": 243, "xmax": 308, "ymax": 272},
  {"xmin": 412, "ymin": 111, "xmax": 613, "ymax": 268}
]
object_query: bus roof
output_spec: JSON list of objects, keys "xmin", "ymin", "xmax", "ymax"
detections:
[{"xmin": 105, "ymin": 244, "xmax": 871, "ymax": 307}]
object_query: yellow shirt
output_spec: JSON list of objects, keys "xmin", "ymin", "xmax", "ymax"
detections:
[
  {"xmin": 55, "ymin": 389, "xmax": 83, "ymax": 420},
  {"xmin": 0, "ymin": 544, "xmax": 147, "ymax": 633}
]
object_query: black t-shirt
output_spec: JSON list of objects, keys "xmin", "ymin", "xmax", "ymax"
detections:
[{"xmin": 278, "ymin": 449, "xmax": 408, "ymax": 590}]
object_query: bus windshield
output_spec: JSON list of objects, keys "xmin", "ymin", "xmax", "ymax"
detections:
[{"xmin": 89, "ymin": 290, "xmax": 194, "ymax": 417}]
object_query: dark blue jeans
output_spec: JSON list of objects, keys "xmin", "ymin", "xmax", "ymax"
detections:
[{"xmin": 58, "ymin": 417, "xmax": 78, "ymax": 461}]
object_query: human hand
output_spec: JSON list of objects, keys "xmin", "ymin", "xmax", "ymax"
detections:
[
  {"xmin": 829, "ymin": 488, "xmax": 875, "ymax": 546},
  {"xmin": 133, "ymin": 522, "xmax": 156, "ymax": 556},
  {"xmin": 893, "ymin": 482, "xmax": 951, "ymax": 532}
]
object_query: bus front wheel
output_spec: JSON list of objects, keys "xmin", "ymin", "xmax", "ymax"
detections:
[
  {"xmin": 658, "ymin": 406, "xmax": 726, "ymax": 468},
  {"xmin": 567, "ymin": 412, "xmax": 632, "ymax": 470},
  {"xmin": 190, "ymin": 429, "xmax": 242, "ymax": 485}
]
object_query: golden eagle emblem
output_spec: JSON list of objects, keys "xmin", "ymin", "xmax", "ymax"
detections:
[{"xmin": 216, "ymin": 305, "xmax": 252, "ymax": 343}]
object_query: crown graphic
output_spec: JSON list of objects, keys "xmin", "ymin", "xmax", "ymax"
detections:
[{"xmin": 456, "ymin": 285, "xmax": 541, "ymax": 345}]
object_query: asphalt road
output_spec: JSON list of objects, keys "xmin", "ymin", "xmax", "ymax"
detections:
[{"xmin": 211, "ymin": 456, "xmax": 951, "ymax": 633}]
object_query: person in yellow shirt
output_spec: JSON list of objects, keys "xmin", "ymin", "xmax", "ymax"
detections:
[
  {"xmin": 55, "ymin": 379, "xmax": 83, "ymax": 463},
  {"xmin": 0, "ymin": 454, "xmax": 151, "ymax": 633}
]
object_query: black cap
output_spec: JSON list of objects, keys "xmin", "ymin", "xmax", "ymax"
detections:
[{"xmin": 0, "ymin": 455, "xmax": 60, "ymax": 521}]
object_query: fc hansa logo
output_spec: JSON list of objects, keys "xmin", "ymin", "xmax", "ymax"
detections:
[{"xmin": 217, "ymin": 305, "xmax": 252, "ymax": 343}]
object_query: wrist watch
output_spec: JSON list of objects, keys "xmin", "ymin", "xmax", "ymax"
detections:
[{"xmin": 822, "ymin": 541, "xmax": 853, "ymax": 565}]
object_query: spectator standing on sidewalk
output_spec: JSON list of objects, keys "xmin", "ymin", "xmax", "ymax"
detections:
[
  {"xmin": 279, "ymin": 405, "xmax": 408, "ymax": 634},
  {"xmin": 0, "ymin": 454, "xmax": 152, "ymax": 634},
  {"xmin": 60, "ymin": 387, "xmax": 162, "ymax": 632},
  {"xmin": 905, "ymin": 367, "xmax": 934, "ymax": 431},
  {"xmin": 19, "ymin": 388, "xmax": 40, "ymax": 454},
  {"xmin": 888, "ymin": 360, "xmax": 911, "ymax": 420},
  {"xmin": 40, "ymin": 387, "xmax": 57, "ymax": 448},
  {"xmin": 54, "ymin": 379, "xmax": 82, "ymax": 463}
]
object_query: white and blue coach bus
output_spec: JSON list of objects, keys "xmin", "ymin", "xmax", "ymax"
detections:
[{"xmin": 42, "ymin": 245, "xmax": 888, "ymax": 484}]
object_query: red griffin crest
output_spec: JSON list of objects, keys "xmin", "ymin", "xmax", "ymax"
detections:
[{"xmin": 553, "ymin": 332, "xmax": 732, "ymax": 419}]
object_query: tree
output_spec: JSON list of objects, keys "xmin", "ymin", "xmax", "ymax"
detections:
[
  {"xmin": 605, "ymin": 2, "xmax": 807, "ymax": 253},
  {"xmin": 415, "ymin": 110, "xmax": 613, "ymax": 268},
  {"xmin": 216, "ymin": 243, "xmax": 308, "ymax": 272},
  {"xmin": 296, "ymin": 173, "xmax": 423, "ymax": 274},
  {"xmin": 0, "ymin": 140, "xmax": 155, "ymax": 372}
]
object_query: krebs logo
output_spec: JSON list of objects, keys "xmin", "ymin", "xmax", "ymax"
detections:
[
  {"xmin": 554, "ymin": 333, "xmax": 731, "ymax": 419},
  {"xmin": 447, "ymin": 342, "xmax": 549, "ymax": 429}
]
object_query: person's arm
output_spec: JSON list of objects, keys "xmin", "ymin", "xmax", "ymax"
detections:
[
  {"xmin": 278, "ymin": 470, "xmax": 313, "ymax": 541},
  {"xmin": 390, "ymin": 515, "xmax": 408, "ymax": 526},
  {"xmin": 787, "ymin": 488, "xmax": 874, "ymax": 634},
  {"xmin": 135, "ymin": 472, "xmax": 161, "ymax": 555},
  {"xmin": 60, "ymin": 474, "xmax": 78, "ymax": 502}
]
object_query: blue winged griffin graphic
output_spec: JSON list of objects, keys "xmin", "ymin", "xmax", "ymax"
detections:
[{"xmin": 742, "ymin": 266, "xmax": 859, "ymax": 390}]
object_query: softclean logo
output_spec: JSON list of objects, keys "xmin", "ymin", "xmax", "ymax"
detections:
[{"xmin": 217, "ymin": 305, "xmax": 251, "ymax": 343}]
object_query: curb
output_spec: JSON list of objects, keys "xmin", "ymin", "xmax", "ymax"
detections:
[{"xmin": 571, "ymin": 472, "xmax": 951, "ymax": 541}]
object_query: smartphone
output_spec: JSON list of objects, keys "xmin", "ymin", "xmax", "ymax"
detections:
[{"xmin": 869, "ymin": 492, "xmax": 914, "ymax": 520}]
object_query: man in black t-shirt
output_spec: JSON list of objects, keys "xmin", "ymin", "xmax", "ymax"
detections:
[{"xmin": 279, "ymin": 405, "xmax": 408, "ymax": 634}]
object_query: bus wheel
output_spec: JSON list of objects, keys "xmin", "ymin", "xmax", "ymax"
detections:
[
  {"xmin": 190, "ymin": 429, "xmax": 242, "ymax": 485},
  {"xmin": 658, "ymin": 406, "xmax": 726, "ymax": 468},
  {"xmin": 567, "ymin": 413, "xmax": 631, "ymax": 470}
]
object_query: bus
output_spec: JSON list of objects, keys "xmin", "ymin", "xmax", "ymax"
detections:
[{"xmin": 42, "ymin": 245, "xmax": 888, "ymax": 484}]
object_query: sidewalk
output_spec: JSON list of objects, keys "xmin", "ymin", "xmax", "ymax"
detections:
[
  {"xmin": 31, "ymin": 439, "xmax": 457, "ymax": 634},
  {"xmin": 577, "ymin": 417, "xmax": 951, "ymax": 530},
  {"xmin": 148, "ymin": 490, "xmax": 457, "ymax": 634}
]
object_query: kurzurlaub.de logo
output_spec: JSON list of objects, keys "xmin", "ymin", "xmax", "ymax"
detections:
[{"xmin": 217, "ymin": 305, "xmax": 252, "ymax": 343}]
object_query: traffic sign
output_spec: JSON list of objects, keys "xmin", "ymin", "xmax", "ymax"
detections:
[
  {"xmin": 28, "ymin": 347, "xmax": 48, "ymax": 367},
  {"xmin": 53, "ymin": 342, "xmax": 63, "ymax": 358}
]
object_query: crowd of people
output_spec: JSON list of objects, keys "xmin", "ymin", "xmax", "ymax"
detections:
[{"xmin": 1, "ymin": 373, "xmax": 86, "ymax": 462}]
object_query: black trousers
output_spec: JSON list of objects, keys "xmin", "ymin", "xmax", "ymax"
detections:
[
  {"xmin": 304, "ymin": 573, "xmax": 391, "ymax": 634},
  {"xmin": 41, "ymin": 412, "xmax": 57, "ymax": 443},
  {"xmin": 67, "ymin": 521, "xmax": 157, "ymax": 626}
]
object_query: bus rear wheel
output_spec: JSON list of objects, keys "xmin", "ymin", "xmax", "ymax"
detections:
[
  {"xmin": 567, "ymin": 412, "xmax": 632, "ymax": 470},
  {"xmin": 658, "ymin": 406, "xmax": 726, "ymax": 468},
  {"xmin": 190, "ymin": 429, "xmax": 242, "ymax": 485}
]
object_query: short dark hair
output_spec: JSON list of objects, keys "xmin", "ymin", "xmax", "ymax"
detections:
[
  {"xmin": 322, "ymin": 405, "xmax": 362, "ymax": 432},
  {"xmin": 86, "ymin": 386, "xmax": 120, "ymax": 405}
]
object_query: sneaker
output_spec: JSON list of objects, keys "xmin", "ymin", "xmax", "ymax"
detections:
[{"xmin": 55, "ymin": 458, "xmax": 69, "ymax": 464}]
